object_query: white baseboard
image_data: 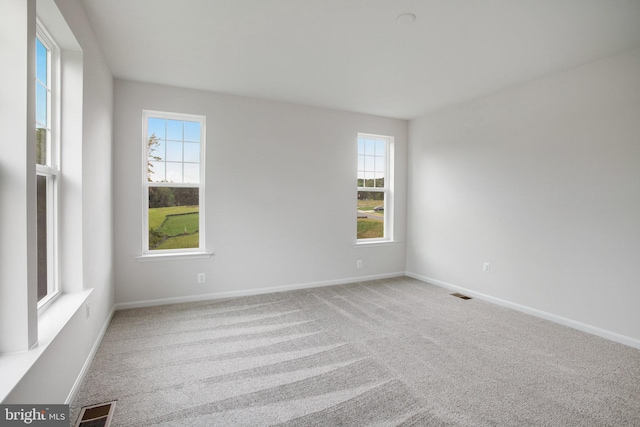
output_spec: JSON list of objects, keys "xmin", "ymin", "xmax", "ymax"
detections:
[
  {"xmin": 114, "ymin": 271, "xmax": 406, "ymax": 311},
  {"xmin": 65, "ymin": 306, "xmax": 116, "ymax": 404},
  {"xmin": 406, "ymin": 272, "xmax": 640, "ymax": 350}
]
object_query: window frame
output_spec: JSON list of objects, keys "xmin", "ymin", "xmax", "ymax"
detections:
[
  {"xmin": 35, "ymin": 21, "xmax": 61, "ymax": 311},
  {"xmin": 356, "ymin": 133, "xmax": 393, "ymax": 244},
  {"xmin": 141, "ymin": 110, "xmax": 207, "ymax": 256}
]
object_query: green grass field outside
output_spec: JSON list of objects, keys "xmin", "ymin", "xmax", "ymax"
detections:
[
  {"xmin": 149, "ymin": 206, "xmax": 199, "ymax": 230},
  {"xmin": 155, "ymin": 233, "xmax": 199, "ymax": 250},
  {"xmin": 149, "ymin": 205, "xmax": 199, "ymax": 250},
  {"xmin": 159, "ymin": 213, "xmax": 199, "ymax": 236},
  {"xmin": 357, "ymin": 218, "xmax": 384, "ymax": 239}
]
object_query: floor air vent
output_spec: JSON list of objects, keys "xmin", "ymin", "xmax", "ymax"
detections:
[
  {"xmin": 451, "ymin": 292, "xmax": 472, "ymax": 300},
  {"xmin": 75, "ymin": 401, "xmax": 116, "ymax": 427}
]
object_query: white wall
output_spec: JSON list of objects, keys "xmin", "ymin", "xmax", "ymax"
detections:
[
  {"xmin": 113, "ymin": 80, "xmax": 407, "ymax": 305},
  {"xmin": 58, "ymin": 0, "xmax": 116, "ymax": 321},
  {"xmin": 407, "ymin": 48, "xmax": 640, "ymax": 345},
  {"xmin": 0, "ymin": 0, "xmax": 38, "ymax": 354},
  {"xmin": 2, "ymin": 0, "xmax": 114, "ymax": 403}
]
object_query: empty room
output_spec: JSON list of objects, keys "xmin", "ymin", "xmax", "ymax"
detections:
[{"xmin": 1, "ymin": 0, "xmax": 639, "ymax": 425}]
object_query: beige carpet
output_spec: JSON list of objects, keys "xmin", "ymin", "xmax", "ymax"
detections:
[{"xmin": 71, "ymin": 277, "xmax": 640, "ymax": 426}]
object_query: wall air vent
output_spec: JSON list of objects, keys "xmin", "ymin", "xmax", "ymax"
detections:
[
  {"xmin": 451, "ymin": 292, "xmax": 472, "ymax": 300},
  {"xmin": 75, "ymin": 401, "xmax": 116, "ymax": 427}
]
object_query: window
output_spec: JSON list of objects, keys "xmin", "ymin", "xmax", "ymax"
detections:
[
  {"xmin": 143, "ymin": 111, "xmax": 206, "ymax": 254},
  {"xmin": 357, "ymin": 133, "xmax": 392, "ymax": 242},
  {"xmin": 35, "ymin": 24, "xmax": 60, "ymax": 307}
]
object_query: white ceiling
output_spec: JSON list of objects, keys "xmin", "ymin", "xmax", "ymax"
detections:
[{"xmin": 80, "ymin": 0, "xmax": 640, "ymax": 119}]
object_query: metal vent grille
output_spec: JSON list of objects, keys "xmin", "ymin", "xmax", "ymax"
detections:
[
  {"xmin": 451, "ymin": 292, "xmax": 472, "ymax": 300},
  {"xmin": 75, "ymin": 401, "xmax": 116, "ymax": 427}
]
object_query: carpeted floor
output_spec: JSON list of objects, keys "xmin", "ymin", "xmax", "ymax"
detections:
[{"xmin": 71, "ymin": 277, "xmax": 640, "ymax": 426}]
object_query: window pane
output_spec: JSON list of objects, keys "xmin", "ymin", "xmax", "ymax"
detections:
[
  {"xmin": 374, "ymin": 155, "xmax": 385, "ymax": 173},
  {"xmin": 146, "ymin": 118, "xmax": 202, "ymax": 183},
  {"xmin": 36, "ymin": 82, "xmax": 47, "ymax": 126},
  {"xmin": 363, "ymin": 171, "xmax": 376, "ymax": 187},
  {"xmin": 184, "ymin": 121, "xmax": 201, "ymax": 142},
  {"xmin": 364, "ymin": 139, "xmax": 375, "ymax": 156},
  {"xmin": 36, "ymin": 127, "xmax": 47, "ymax": 165},
  {"xmin": 358, "ymin": 137, "xmax": 386, "ymax": 190},
  {"xmin": 166, "ymin": 141, "xmax": 182, "ymax": 162},
  {"xmin": 148, "ymin": 161, "xmax": 165, "ymax": 182},
  {"xmin": 148, "ymin": 118, "xmax": 166, "ymax": 139},
  {"xmin": 364, "ymin": 156, "xmax": 375, "ymax": 171},
  {"xmin": 36, "ymin": 39, "xmax": 48, "ymax": 85},
  {"xmin": 148, "ymin": 137, "xmax": 165, "ymax": 162},
  {"xmin": 166, "ymin": 162, "xmax": 182, "ymax": 182},
  {"xmin": 148, "ymin": 187, "xmax": 199, "ymax": 250},
  {"xmin": 184, "ymin": 142, "xmax": 200, "ymax": 163},
  {"xmin": 37, "ymin": 175, "xmax": 48, "ymax": 301},
  {"xmin": 357, "ymin": 191, "xmax": 384, "ymax": 239},
  {"xmin": 167, "ymin": 120, "xmax": 183, "ymax": 140},
  {"xmin": 183, "ymin": 163, "xmax": 200, "ymax": 184},
  {"xmin": 147, "ymin": 136, "xmax": 164, "ymax": 181}
]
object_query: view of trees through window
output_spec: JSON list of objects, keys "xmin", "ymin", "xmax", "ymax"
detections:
[
  {"xmin": 145, "ymin": 115, "xmax": 203, "ymax": 251},
  {"xmin": 357, "ymin": 136, "xmax": 388, "ymax": 240},
  {"xmin": 148, "ymin": 186, "xmax": 199, "ymax": 250}
]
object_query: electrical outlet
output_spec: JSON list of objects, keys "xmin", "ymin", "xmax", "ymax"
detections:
[
  {"xmin": 197, "ymin": 273, "xmax": 205, "ymax": 283},
  {"xmin": 483, "ymin": 262, "xmax": 491, "ymax": 272},
  {"xmin": 357, "ymin": 260, "xmax": 363, "ymax": 268}
]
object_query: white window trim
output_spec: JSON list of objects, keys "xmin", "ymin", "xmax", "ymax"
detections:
[
  {"xmin": 356, "ymin": 133, "xmax": 394, "ymax": 245},
  {"xmin": 141, "ymin": 110, "xmax": 207, "ymax": 256},
  {"xmin": 135, "ymin": 252, "xmax": 213, "ymax": 262},
  {"xmin": 36, "ymin": 20, "xmax": 61, "ymax": 311}
]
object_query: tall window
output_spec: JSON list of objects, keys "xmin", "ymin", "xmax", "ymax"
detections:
[
  {"xmin": 143, "ymin": 111, "xmax": 206, "ymax": 253},
  {"xmin": 357, "ymin": 133, "xmax": 392, "ymax": 242},
  {"xmin": 35, "ymin": 25, "xmax": 59, "ymax": 306}
]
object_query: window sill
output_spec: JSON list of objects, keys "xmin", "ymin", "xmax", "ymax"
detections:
[
  {"xmin": 135, "ymin": 252, "xmax": 214, "ymax": 262},
  {"xmin": 0, "ymin": 289, "xmax": 92, "ymax": 402},
  {"xmin": 354, "ymin": 240, "xmax": 398, "ymax": 248}
]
